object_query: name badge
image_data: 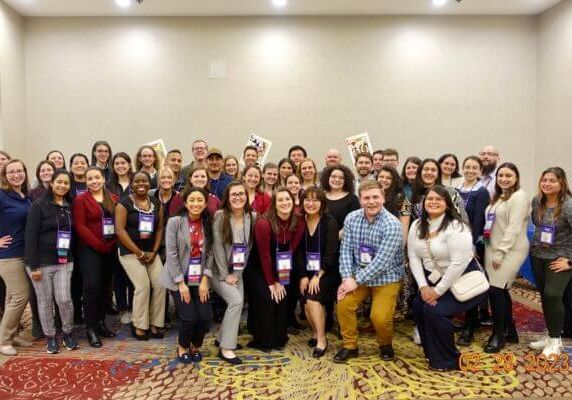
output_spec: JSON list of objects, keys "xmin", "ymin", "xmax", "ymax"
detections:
[
  {"xmin": 56, "ymin": 231, "xmax": 71, "ymax": 250},
  {"xmin": 187, "ymin": 257, "xmax": 202, "ymax": 286},
  {"xmin": 306, "ymin": 252, "xmax": 321, "ymax": 272},
  {"xmin": 427, "ymin": 268, "xmax": 442, "ymax": 284},
  {"xmin": 539, "ymin": 225, "xmax": 556, "ymax": 245},
  {"xmin": 483, "ymin": 213, "xmax": 495, "ymax": 238},
  {"xmin": 231, "ymin": 244, "xmax": 247, "ymax": 271},
  {"xmin": 359, "ymin": 244, "xmax": 374, "ymax": 267},
  {"xmin": 75, "ymin": 189, "xmax": 87, "ymax": 196},
  {"xmin": 139, "ymin": 213, "xmax": 154, "ymax": 239},
  {"xmin": 276, "ymin": 251, "xmax": 292, "ymax": 285},
  {"xmin": 102, "ymin": 217, "xmax": 115, "ymax": 238}
]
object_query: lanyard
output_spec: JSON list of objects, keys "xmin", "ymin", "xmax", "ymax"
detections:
[
  {"xmin": 55, "ymin": 206, "xmax": 72, "ymax": 232},
  {"xmin": 305, "ymin": 221, "xmax": 320, "ymax": 253}
]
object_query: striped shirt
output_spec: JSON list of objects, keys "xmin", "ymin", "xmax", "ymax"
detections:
[{"xmin": 339, "ymin": 208, "xmax": 404, "ymax": 286}]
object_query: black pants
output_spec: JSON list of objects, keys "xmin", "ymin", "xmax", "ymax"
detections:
[
  {"xmin": 114, "ymin": 261, "xmax": 134, "ymax": 312},
  {"xmin": 77, "ymin": 244, "xmax": 116, "ymax": 328},
  {"xmin": 564, "ymin": 280, "xmax": 572, "ymax": 337},
  {"xmin": 488, "ymin": 286, "xmax": 514, "ymax": 332},
  {"xmin": 171, "ymin": 288, "xmax": 211, "ymax": 348}
]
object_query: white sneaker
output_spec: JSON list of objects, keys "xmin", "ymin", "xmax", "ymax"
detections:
[
  {"xmin": 541, "ymin": 337, "xmax": 563, "ymax": 358},
  {"xmin": 0, "ymin": 345, "xmax": 18, "ymax": 356},
  {"xmin": 529, "ymin": 336, "xmax": 549, "ymax": 351},
  {"xmin": 412, "ymin": 326, "xmax": 421, "ymax": 345},
  {"xmin": 120, "ymin": 311, "xmax": 132, "ymax": 324}
]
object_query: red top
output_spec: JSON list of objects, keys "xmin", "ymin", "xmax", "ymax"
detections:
[
  {"xmin": 207, "ymin": 194, "xmax": 221, "ymax": 217},
  {"xmin": 189, "ymin": 219, "xmax": 204, "ymax": 258},
  {"xmin": 254, "ymin": 217, "xmax": 306, "ymax": 285},
  {"xmin": 72, "ymin": 191, "xmax": 118, "ymax": 253},
  {"xmin": 251, "ymin": 192, "xmax": 271, "ymax": 215}
]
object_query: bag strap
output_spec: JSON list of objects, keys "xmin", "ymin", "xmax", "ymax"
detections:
[{"xmin": 424, "ymin": 237, "xmax": 442, "ymax": 275}]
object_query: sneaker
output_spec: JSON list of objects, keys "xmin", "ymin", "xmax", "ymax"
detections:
[
  {"xmin": 120, "ymin": 311, "xmax": 132, "ymax": 325},
  {"xmin": 63, "ymin": 334, "xmax": 79, "ymax": 350},
  {"xmin": 541, "ymin": 337, "xmax": 563, "ymax": 358},
  {"xmin": 46, "ymin": 337, "xmax": 60, "ymax": 354},
  {"xmin": 529, "ymin": 336, "xmax": 549, "ymax": 351},
  {"xmin": 0, "ymin": 345, "xmax": 17, "ymax": 356},
  {"xmin": 412, "ymin": 326, "xmax": 421, "ymax": 345}
]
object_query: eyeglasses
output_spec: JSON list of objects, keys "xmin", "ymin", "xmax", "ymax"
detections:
[
  {"xmin": 6, "ymin": 170, "xmax": 25, "ymax": 176},
  {"xmin": 230, "ymin": 192, "xmax": 246, "ymax": 198},
  {"xmin": 479, "ymin": 152, "xmax": 498, "ymax": 157}
]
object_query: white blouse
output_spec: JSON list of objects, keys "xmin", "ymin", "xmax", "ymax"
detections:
[{"xmin": 407, "ymin": 215, "xmax": 473, "ymax": 296}]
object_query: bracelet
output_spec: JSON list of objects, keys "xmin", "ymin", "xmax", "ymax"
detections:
[{"xmin": 138, "ymin": 251, "xmax": 144, "ymax": 258}]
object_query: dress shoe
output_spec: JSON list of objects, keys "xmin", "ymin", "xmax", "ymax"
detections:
[
  {"xmin": 333, "ymin": 348, "xmax": 358, "ymax": 364},
  {"xmin": 86, "ymin": 328, "xmax": 102, "ymax": 348},
  {"xmin": 190, "ymin": 349, "xmax": 203, "ymax": 362},
  {"xmin": 130, "ymin": 324, "xmax": 149, "ymax": 341},
  {"xmin": 307, "ymin": 338, "xmax": 317, "ymax": 348},
  {"xmin": 149, "ymin": 329, "xmax": 165, "ymax": 339},
  {"xmin": 456, "ymin": 326, "xmax": 474, "ymax": 347},
  {"xmin": 214, "ymin": 340, "xmax": 242, "ymax": 350},
  {"xmin": 484, "ymin": 330, "xmax": 506, "ymax": 353},
  {"xmin": 504, "ymin": 322, "xmax": 519, "ymax": 344},
  {"xmin": 379, "ymin": 344, "xmax": 395, "ymax": 361},
  {"xmin": 218, "ymin": 350, "xmax": 243, "ymax": 365},
  {"xmin": 96, "ymin": 321, "xmax": 116, "ymax": 338},
  {"xmin": 312, "ymin": 341, "xmax": 328, "ymax": 358},
  {"xmin": 177, "ymin": 349, "xmax": 192, "ymax": 364}
]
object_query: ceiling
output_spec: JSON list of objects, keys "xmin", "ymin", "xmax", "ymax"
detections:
[{"xmin": 3, "ymin": 0, "xmax": 564, "ymax": 17}]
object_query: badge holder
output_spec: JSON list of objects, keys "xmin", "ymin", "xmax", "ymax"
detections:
[
  {"xmin": 359, "ymin": 244, "xmax": 374, "ymax": 268},
  {"xmin": 139, "ymin": 213, "xmax": 154, "ymax": 239},
  {"xmin": 187, "ymin": 257, "xmax": 202, "ymax": 286},
  {"xmin": 102, "ymin": 217, "xmax": 115, "ymax": 239},
  {"xmin": 539, "ymin": 225, "xmax": 556, "ymax": 246},
  {"xmin": 231, "ymin": 244, "xmax": 247, "ymax": 272},
  {"xmin": 483, "ymin": 213, "xmax": 495, "ymax": 239},
  {"xmin": 276, "ymin": 251, "xmax": 292, "ymax": 285},
  {"xmin": 306, "ymin": 252, "xmax": 321, "ymax": 273},
  {"xmin": 56, "ymin": 230, "xmax": 72, "ymax": 264}
]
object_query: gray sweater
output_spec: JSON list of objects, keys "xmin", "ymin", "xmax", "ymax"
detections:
[{"xmin": 531, "ymin": 195, "xmax": 572, "ymax": 261}]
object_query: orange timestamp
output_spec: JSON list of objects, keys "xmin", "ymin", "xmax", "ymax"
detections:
[{"xmin": 459, "ymin": 352, "xmax": 570, "ymax": 373}]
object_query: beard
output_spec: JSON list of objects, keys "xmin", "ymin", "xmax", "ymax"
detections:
[{"xmin": 482, "ymin": 161, "xmax": 497, "ymax": 176}]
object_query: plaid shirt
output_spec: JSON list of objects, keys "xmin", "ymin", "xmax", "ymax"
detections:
[{"xmin": 339, "ymin": 208, "xmax": 404, "ymax": 286}]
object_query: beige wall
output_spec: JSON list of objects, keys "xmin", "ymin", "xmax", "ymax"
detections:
[
  {"xmin": 537, "ymin": 0, "xmax": 572, "ymax": 183},
  {"xmin": 22, "ymin": 16, "xmax": 538, "ymax": 188},
  {"xmin": 0, "ymin": 1, "xmax": 25, "ymax": 154}
]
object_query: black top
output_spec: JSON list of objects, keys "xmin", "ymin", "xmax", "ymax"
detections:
[
  {"xmin": 326, "ymin": 193, "xmax": 360, "ymax": 230},
  {"xmin": 118, "ymin": 196, "xmax": 161, "ymax": 256},
  {"xmin": 24, "ymin": 196, "xmax": 73, "ymax": 269},
  {"xmin": 295, "ymin": 214, "xmax": 339, "ymax": 279},
  {"xmin": 29, "ymin": 185, "xmax": 48, "ymax": 202},
  {"xmin": 107, "ymin": 182, "xmax": 132, "ymax": 201},
  {"xmin": 70, "ymin": 180, "xmax": 87, "ymax": 201}
]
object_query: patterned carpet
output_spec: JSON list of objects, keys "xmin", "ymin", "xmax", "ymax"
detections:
[{"xmin": 0, "ymin": 280, "xmax": 571, "ymax": 400}]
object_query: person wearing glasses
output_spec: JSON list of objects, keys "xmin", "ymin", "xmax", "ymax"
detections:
[
  {"xmin": 181, "ymin": 139, "xmax": 209, "ymax": 181},
  {"xmin": 478, "ymin": 145, "xmax": 500, "ymax": 199}
]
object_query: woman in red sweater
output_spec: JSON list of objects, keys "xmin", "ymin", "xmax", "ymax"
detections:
[
  {"xmin": 72, "ymin": 167, "xmax": 119, "ymax": 347},
  {"xmin": 242, "ymin": 165, "xmax": 271, "ymax": 215},
  {"xmin": 245, "ymin": 187, "xmax": 305, "ymax": 352}
]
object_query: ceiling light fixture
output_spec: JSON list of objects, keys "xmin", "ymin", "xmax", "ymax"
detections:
[
  {"xmin": 116, "ymin": 0, "xmax": 131, "ymax": 8},
  {"xmin": 272, "ymin": 0, "xmax": 287, "ymax": 8},
  {"xmin": 432, "ymin": 0, "xmax": 447, "ymax": 7}
]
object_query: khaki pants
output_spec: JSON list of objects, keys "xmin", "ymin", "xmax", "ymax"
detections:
[
  {"xmin": 337, "ymin": 282, "xmax": 401, "ymax": 349},
  {"xmin": 119, "ymin": 254, "xmax": 165, "ymax": 330},
  {"xmin": 0, "ymin": 258, "xmax": 30, "ymax": 346}
]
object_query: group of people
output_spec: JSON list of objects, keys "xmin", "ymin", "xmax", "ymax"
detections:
[{"xmin": 0, "ymin": 141, "xmax": 570, "ymax": 372}]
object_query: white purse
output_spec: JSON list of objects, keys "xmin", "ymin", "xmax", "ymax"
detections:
[{"xmin": 425, "ymin": 240, "xmax": 490, "ymax": 302}]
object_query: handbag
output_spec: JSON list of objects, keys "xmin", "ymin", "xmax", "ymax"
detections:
[{"xmin": 425, "ymin": 239, "xmax": 490, "ymax": 302}]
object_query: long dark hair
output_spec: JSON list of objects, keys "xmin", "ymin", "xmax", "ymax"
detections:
[
  {"xmin": 35, "ymin": 160, "xmax": 56, "ymax": 187},
  {"xmin": 264, "ymin": 186, "xmax": 299, "ymax": 234},
  {"xmin": 91, "ymin": 140, "xmax": 113, "ymax": 169},
  {"xmin": 491, "ymin": 162, "xmax": 520, "ymax": 205},
  {"xmin": 412, "ymin": 158, "xmax": 442, "ymax": 204},
  {"xmin": 438, "ymin": 153, "xmax": 462, "ymax": 178},
  {"xmin": 417, "ymin": 185, "xmax": 466, "ymax": 239},
  {"xmin": 108, "ymin": 152, "xmax": 133, "ymax": 193},
  {"xmin": 69, "ymin": 153, "xmax": 89, "ymax": 181},
  {"xmin": 401, "ymin": 156, "xmax": 421, "ymax": 183},
  {"xmin": 45, "ymin": 150, "xmax": 67, "ymax": 170},
  {"xmin": 320, "ymin": 164, "xmax": 355, "ymax": 194},
  {"xmin": 379, "ymin": 166, "xmax": 404, "ymax": 216},
  {"xmin": 300, "ymin": 186, "xmax": 327, "ymax": 216},
  {"xmin": 85, "ymin": 166, "xmax": 116, "ymax": 215},
  {"xmin": 219, "ymin": 181, "xmax": 254, "ymax": 246},
  {"xmin": 46, "ymin": 169, "xmax": 73, "ymax": 204},
  {"xmin": 179, "ymin": 186, "xmax": 213, "ymax": 253},
  {"xmin": 535, "ymin": 167, "xmax": 572, "ymax": 223},
  {"xmin": 278, "ymin": 158, "xmax": 296, "ymax": 186}
]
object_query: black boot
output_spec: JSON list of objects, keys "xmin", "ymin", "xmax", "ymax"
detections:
[
  {"xmin": 456, "ymin": 325, "xmax": 474, "ymax": 346},
  {"xmin": 504, "ymin": 321, "xmax": 519, "ymax": 344},
  {"xmin": 95, "ymin": 321, "xmax": 116, "ymax": 338},
  {"xmin": 86, "ymin": 327, "xmax": 102, "ymax": 348},
  {"xmin": 484, "ymin": 329, "xmax": 506, "ymax": 353}
]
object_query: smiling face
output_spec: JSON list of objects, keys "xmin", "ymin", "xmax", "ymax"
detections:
[
  {"xmin": 303, "ymin": 194, "xmax": 321, "ymax": 216},
  {"xmin": 462, "ymin": 159, "xmax": 481, "ymax": 183},
  {"xmin": 50, "ymin": 173, "xmax": 71, "ymax": 198},
  {"xmin": 228, "ymin": 184, "xmax": 247, "ymax": 211},
  {"xmin": 382, "ymin": 154, "xmax": 399, "ymax": 168},
  {"xmin": 48, "ymin": 152, "xmax": 65, "ymax": 169},
  {"xmin": 440, "ymin": 156, "xmax": 457, "ymax": 178},
  {"xmin": 300, "ymin": 161, "xmax": 316, "ymax": 182},
  {"xmin": 424, "ymin": 190, "xmax": 447, "ymax": 219},
  {"xmin": 275, "ymin": 190, "xmax": 294, "ymax": 217},
  {"xmin": 356, "ymin": 156, "xmax": 373, "ymax": 178},
  {"xmin": 243, "ymin": 149, "xmax": 258, "ymax": 166},
  {"xmin": 86, "ymin": 169, "xmax": 104, "ymax": 193},
  {"xmin": 373, "ymin": 153, "xmax": 384, "ymax": 172},
  {"xmin": 4, "ymin": 162, "xmax": 27, "ymax": 189},
  {"xmin": 359, "ymin": 187, "xmax": 385, "ymax": 219},
  {"xmin": 113, "ymin": 157, "xmax": 130, "ymax": 177},
  {"xmin": 263, "ymin": 167, "xmax": 278, "ymax": 187},
  {"xmin": 192, "ymin": 141, "xmax": 208, "ymax": 162},
  {"xmin": 39, "ymin": 163, "xmax": 55, "ymax": 185},
  {"xmin": 325, "ymin": 150, "xmax": 341, "ymax": 167},
  {"xmin": 159, "ymin": 170, "xmax": 174, "ymax": 191},
  {"xmin": 94, "ymin": 145, "xmax": 110, "ymax": 165},
  {"xmin": 405, "ymin": 161, "xmax": 419, "ymax": 181},
  {"xmin": 140, "ymin": 148, "xmax": 155, "ymax": 169},
  {"xmin": 71, "ymin": 157, "xmax": 88, "ymax": 177},
  {"xmin": 279, "ymin": 162, "xmax": 294, "ymax": 180},
  {"xmin": 497, "ymin": 167, "xmax": 518, "ymax": 192},
  {"xmin": 0, "ymin": 153, "xmax": 10, "ymax": 167},
  {"xmin": 377, "ymin": 170, "xmax": 393, "ymax": 191},
  {"xmin": 131, "ymin": 172, "xmax": 151, "ymax": 196},
  {"xmin": 421, "ymin": 162, "xmax": 439, "ymax": 187},
  {"xmin": 166, "ymin": 153, "xmax": 182, "ymax": 174},
  {"xmin": 539, "ymin": 172, "xmax": 562, "ymax": 197},
  {"xmin": 190, "ymin": 170, "xmax": 208, "ymax": 189},
  {"xmin": 289, "ymin": 150, "xmax": 305, "ymax": 166},
  {"xmin": 243, "ymin": 168, "xmax": 261, "ymax": 190},
  {"xmin": 207, "ymin": 155, "xmax": 223, "ymax": 175},
  {"xmin": 185, "ymin": 190, "xmax": 207, "ymax": 218},
  {"xmin": 286, "ymin": 175, "xmax": 301, "ymax": 195},
  {"xmin": 329, "ymin": 169, "xmax": 345, "ymax": 191},
  {"xmin": 224, "ymin": 158, "xmax": 238, "ymax": 177}
]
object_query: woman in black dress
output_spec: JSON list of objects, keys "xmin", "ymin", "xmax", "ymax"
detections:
[{"xmin": 297, "ymin": 187, "xmax": 339, "ymax": 358}]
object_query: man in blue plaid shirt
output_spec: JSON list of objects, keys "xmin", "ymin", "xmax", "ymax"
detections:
[{"xmin": 334, "ymin": 180, "xmax": 404, "ymax": 363}]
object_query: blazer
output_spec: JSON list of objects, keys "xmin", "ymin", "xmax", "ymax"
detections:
[
  {"xmin": 211, "ymin": 210, "xmax": 256, "ymax": 280},
  {"xmin": 160, "ymin": 214, "xmax": 214, "ymax": 291}
]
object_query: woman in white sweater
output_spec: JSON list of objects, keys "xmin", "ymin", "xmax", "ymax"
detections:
[
  {"xmin": 483, "ymin": 163, "xmax": 530, "ymax": 353},
  {"xmin": 408, "ymin": 185, "xmax": 488, "ymax": 371}
]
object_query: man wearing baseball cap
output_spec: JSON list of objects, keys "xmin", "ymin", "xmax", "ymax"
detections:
[{"xmin": 206, "ymin": 147, "xmax": 232, "ymax": 200}]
